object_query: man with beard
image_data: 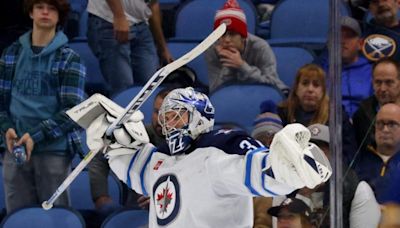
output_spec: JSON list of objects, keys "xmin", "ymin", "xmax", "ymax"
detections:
[{"xmin": 362, "ymin": 0, "xmax": 400, "ymax": 61}]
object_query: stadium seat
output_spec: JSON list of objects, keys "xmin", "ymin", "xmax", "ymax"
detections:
[
  {"xmin": 0, "ymin": 206, "xmax": 85, "ymax": 228},
  {"xmin": 101, "ymin": 208, "xmax": 149, "ymax": 228},
  {"xmin": 167, "ymin": 41, "xmax": 209, "ymax": 86},
  {"xmin": 271, "ymin": 46, "xmax": 314, "ymax": 87},
  {"xmin": 112, "ymin": 86, "xmax": 165, "ymax": 125},
  {"xmin": 159, "ymin": 0, "xmax": 181, "ymax": 9},
  {"xmin": 65, "ymin": 0, "xmax": 88, "ymax": 40},
  {"xmin": 70, "ymin": 169, "xmax": 122, "ymax": 210},
  {"xmin": 78, "ymin": 10, "xmax": 88, "ymax": 38},
  {"xmin": 268, "ymin": 0, "xmax": 351, "ymax": 49},
  {"xmin": 210, "ymin": 84, "xmax": 284, "ymax": 133},
  {"xmin": 68, "ymin": 39, "xmax": 109, "ymax": 96},
  {"xmin": 173, "ymin": 0, "xmax": 257, "ymax": 41}
]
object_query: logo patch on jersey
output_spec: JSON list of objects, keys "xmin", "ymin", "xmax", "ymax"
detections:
[
  {"xmin": 362, "ymin": 34, "xmax": 396, "ymax": 61},
  {"xmin": 153, "ymin": 174, "xmax": 181, "ymax": 225},
  {"xmin": 153, "ymin": 160, "xmax": 164, "ymax": 170}
]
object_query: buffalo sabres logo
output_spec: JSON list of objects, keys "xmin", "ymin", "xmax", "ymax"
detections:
[
  {"xmin": 153, "ymin": 174, "xmax": 181, "ymax": 225},
  {"xmin": 362, "ymin": 34, "xmax": 396, "ymax": 61}
]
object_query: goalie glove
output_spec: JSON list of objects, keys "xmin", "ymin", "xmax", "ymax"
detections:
[
  {"xmin": 267, "ymin": 123, "xmax": 332, "ymax": 189},
  {"xmin": 67, "ymin": 93, "xmax": 150, "ymax": 152}
]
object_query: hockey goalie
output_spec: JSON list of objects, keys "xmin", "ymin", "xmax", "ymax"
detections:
[{"xmin": 68, "ymin": 87, "xmax": 332, "ymax": 227}]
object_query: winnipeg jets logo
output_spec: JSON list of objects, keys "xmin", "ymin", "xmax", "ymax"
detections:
[
  {"xmin": 153, "ymin": 174, "xmax": 181, "ymax": 225},
  {"xmin": 156, "ymin": 176, "xmax": 174, "ymax": 215}
]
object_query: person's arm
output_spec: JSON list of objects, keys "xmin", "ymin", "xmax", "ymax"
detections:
[
  {"xmin": 26, "ymin": 50, "xmax": 86, "ymax": 146},
  {"xmin": 148, "ymin": 1, "xmax": 173, "ymax": 65},
  {"xmin": 204, "ymin": 47, "xmax": 233, "ymax": 93},
  {"xmin": 207, "ymin": 125, "xmax": 332, "ymax": 197},
  {"xmin": 106, "ymin": 0, "xmax": 129, "ymax": 43},
  {"xmin": 238, "ymin": 39, "xmax": 288, "ymax": 91},
  {"xmin": 349, "ymin": 181, "xmax": 381, "ymax": 228},
  {"xmin": 0, "ymin": 45, "xmax": 17, "ymax": 135},
  {"xmin": 0, "ymin": 47, "xmax": 18, "ymax": 154},
  {"xmin": 89, "ymin": 153, "xmax": 112, "ymax": 208}
]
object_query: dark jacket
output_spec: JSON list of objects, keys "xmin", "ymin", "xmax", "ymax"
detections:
[
  {"xmin": 354, "ymin": 147, "xmax": 400, "ymax": 203},
  {"xmin": 277, "ymin": 106, "xmax": 358, "ymax": 165},
  {"xmin": 352, "ymin": 96, "xmax": 379, "ymax": 152}
]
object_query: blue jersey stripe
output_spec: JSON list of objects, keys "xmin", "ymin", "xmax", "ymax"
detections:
[
  {"xmin": 244, "ymin": 147, "xmax": 267, "ymax": 196},
  {"xmin": 126, "ymin": 149, "xmax": 141, "ymax": 189},
  {"xmin": 261, "ymin": 154, "xmax": 278, "ymax": 196},
  {"xmin": 140, "ymin": 147, "xmax": 157, "ymax": 196}
]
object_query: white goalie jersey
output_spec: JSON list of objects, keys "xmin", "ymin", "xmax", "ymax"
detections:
[
  {"xmin": 67, "ymin": 93, "xmax": 331, "ymax": 228},
  {"xmin": 107, "ymin": 129, "xmax": 329, "ymax": 228}
]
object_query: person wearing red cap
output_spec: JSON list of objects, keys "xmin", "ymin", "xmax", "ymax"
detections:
[{"xmin": 205, "ymin": 0, "xmax": 289, "ymax": 94}]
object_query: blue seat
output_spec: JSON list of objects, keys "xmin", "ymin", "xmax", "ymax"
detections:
[
  {"xmin": 210, "ymin": 84, "xmax": 284, "ymax": 133},
  {"xmin": 112, "ymin": 86, "xmax": 164, "ymax": 125},
  {"xmin": 70, "ymin": 169, "xmax": 122, "ymax": 210},
  {"xmin": 167, "ymin": 41, "xmax": 209, "ymax": 86},
  {"xmin": 101, "ymin": 208, "xmax": 149, "ymax": 228},
  {"xmin": 159, "ymin": 0, "xmax": 181, "ymax": 9},
  {"xmin": 68, "ymin": 39, "xmax": 109, "ymax": 95},
  {"xmin": 271, "ymin": 46, "xmax": 314, "ymax": 87},
  {"xmin": 268, "ymin": 0, "xmax": 350, "ymax": 49},
  {"xmin": 65, "ymin": 0, "xmax": 88, "ymax": 39},
  {"xmin": 78, "ymin": 10, "xmax": 88, "ymax": 38},
  {"xmin": 0, "ymin": 206, "xmax": 85, "ymax": 228},
  {"xmin": 173, "ymin": 0, "xmax": 257, "ymax": 41}
]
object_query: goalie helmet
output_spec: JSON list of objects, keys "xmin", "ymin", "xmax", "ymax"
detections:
[{"xmin": 158, "ymin": 87, "xmax": 215, "ymax": 154}]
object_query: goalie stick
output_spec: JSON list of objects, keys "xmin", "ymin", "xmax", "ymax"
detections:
[
  {"xmin": 42, "ymin": 23, "xmax": 227, "ymax": 210},
  {"xmin": 106, "ymin": 23, "xmax": 227, "ymax": 136}
]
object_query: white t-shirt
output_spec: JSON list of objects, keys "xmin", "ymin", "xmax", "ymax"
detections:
[{"xmin": 87, "ymin": 0, "xmax": 152, "ymax": 25}]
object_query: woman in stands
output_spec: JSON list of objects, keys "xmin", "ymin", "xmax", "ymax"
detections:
[{"xmin": 277, "ymin": 63, "xmax": 357, "ymax": 164}]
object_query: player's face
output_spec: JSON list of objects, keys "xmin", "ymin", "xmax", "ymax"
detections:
[
  {"xmin": 162, "ymin": 109, "xmax": 189, "ymax": 133},
  {"xmin": 277, "ymin": 210, "xmax": 303, "ymax": 228},
  {"xmin": 373, "ymin": 62, "xmax": 400, "ymax": 105},
  {"xmin": 375, "ymin": 104, "xmax": 400, "ymax": 153},
  {"xmin": 295, "ymin": 75, "xmax": 324, "ymax": 112},
  {"xmin": 152, "ymin": 96, "xmax": 165, "ymax": 136},
  {"xmin": 369, "ymin": 0, "xmax": 399, "ymax": 26},
  {"xmin": 341, "ymin": 27, "xmax": 361, "ymax": 65},
  {"xmin": 217, "ymin": 30, "xmax": 245, "ymax": 52},
  {"xmin": 30, "ymin": 3, "xmax": 59, "ymax": 30}
]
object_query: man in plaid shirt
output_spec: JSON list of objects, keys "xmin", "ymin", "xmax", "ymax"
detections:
[{"xmin": 0, "ymin": 0, "xmax": 86, "ymax": 213}]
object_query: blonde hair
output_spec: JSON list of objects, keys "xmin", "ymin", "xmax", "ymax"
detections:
[{"xmin": 279, "ymin": 64, "xmax": 329, "ymax": 125}]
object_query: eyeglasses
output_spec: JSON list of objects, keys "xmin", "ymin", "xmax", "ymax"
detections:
[{"xmin": 375, "ymin": 120, "xmax": 400, "ymax": 130}]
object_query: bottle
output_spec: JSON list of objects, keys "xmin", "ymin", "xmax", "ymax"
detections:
[{"xmin": 13, "ymin": 141, "xmax": 27, "ymax": 165}]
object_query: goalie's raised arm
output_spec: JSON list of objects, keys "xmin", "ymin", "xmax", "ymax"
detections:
[{"xmin": 267, "ymin": 123, "xmax": 332, "ymax": 190}]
